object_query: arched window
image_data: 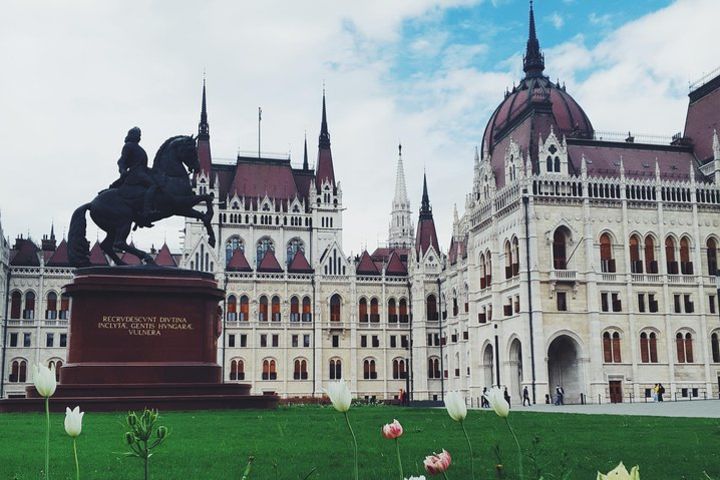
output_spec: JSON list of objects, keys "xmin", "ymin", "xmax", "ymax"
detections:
[
  {"xmin": 426, "ymin": 294, "xmax": 438, "ymax": 321},
  {"xmin": 393, "ymin": 358, "xmax": 407, "ymax": 379},
  {"xmin": 230, "ymin": 359, "xmax": 245, "ymax": 380},
  {"xmin": 329, "ymin": 358, "xmax": 342, "ymax": 380},
  {"xmin": 600, "ymin": 233, "xmax": 615, "ymax": 273},
  {"xmin": 239, "ymin": 295, "xmax": 249, "ymax": 321},
  {"xmin": 294, "ymin": 358, "xmax": 308, "ymax": 380},
  {"xmin": 554, "ymin": 156, "xmax": 560, "ymax": 172},
  {"xmin": 358, "ymin": 298, "xmax": 368, "ymax": 323},
  {"xmin": 227, "ymin": 295, "xmax": 237, "ymax": 321},
  {"xmin": 45, "ymin": 292, "xmax": 58, "ymax": 320},
  {"xmin": 262, "ymin": 359, "xmax": 277, "ymax": 380},
  {"xmin": 452, "ymin": 290, "xmax": 458, "ymax": 316},
  {"xmin": 9, "ymin": 359, "xmax": 28, "ymax": 383},
  {"xmin": 665, "ymin": 237, "xmax": 677, "ymax": 274},
  {"xmin": 290, "ymin": 296, "xmax": 300, "ymax": 322},
  {"xmin": 504, "ymin": 240, "xmax": 512, "ymax": 279},
  {"xmin": 286, "ymin": 238, "xmax": 305, "ymax": 265},
  {"xmin": 484, "ymin": 251, "xmax": 492, "ymax": 287},
  {"xmin": 546, "ymin": 155, "xmax": 553, "ymax": 172},
  {"xmin": 676, "ymin": 332, "xmax": 694, "ymax": 363},
  {"xmin": 370, "ymin": 298, "xmax": 379, "ymax": 322},
  {"xmin": 602, "ymin": 331, "xmax": 622, "ymax": 363},
  {"xmin": 59, "ymin": 294, "xmax": 70, "ymax": 320},
  {"xmin": 711, "ymin": 332, "xmax": 720, "ymax": 363},
  {"xmin": 639, "ymin": 332, "xmax": 659, "ymax": 363},
  {"xmin": 427, "ymin": 357, "xmax": 441, "ymax": 379},
  {"xmin": 388, "ymin": 298, "xmax": 397, "ymax": 323},
  {"xmin": 48, "ymin": 360, "xmax": 63, "ymax": 381},
  {"xmin": 680, "ymin": 236, "xmax": 693, "ymax": 274},
  {"xmin": 225, "ymin": 236, "xmax": 244, "ymax": 264},
  {"xmin": 553, "ymin": 227, "xmax": 569, "ymax": 270},
  {"xmin": 707, "ymin": 238, "xmax": 718, "ymax": 276},
  {"xmin": 10, "ymin": 291, "xmax": 21, "ymax": 319},
  {"xmin": 399, "ymin": 298, "xmax": 408, "ymax": 323},
  {"xmin": 259, "ymin": 296, "xmax": 268, "ymax": 322},
  {"xmin": 479, "ymin": 253, "xmax": 487, "ymax": 289},
  {"xmin": 330, "ymin": 294, "xmax": 341, "ymax": 322},
  {"xmin": 629, "ymin": 235, "xmax": 641, "ymax": 273},
  {"xmin": 23, "ymin": 292, "xmax": 35, "ymax": 320},
  {"xmin": 512, "ymin": 237, "xmax": 520, "ymax": 276},
  {"xmin": 302, "ymin": 296, "xmax": 312, "ymax": 322},
  {"xmin": 271, "ymin": 296, "xmax": 281, "ymax": 322},
  {"xmin": 363, "ymin": 358, "xmax": 377, "ymax": 379},
  {"xmin": 256, "ymin": 237, "xmax": 274, "ymax": 267},
  {"xmin": 644, "ymin": 236, "xmax": 657, "ymax": 273}
]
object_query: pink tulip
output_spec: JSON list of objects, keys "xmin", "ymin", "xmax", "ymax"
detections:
[
  {"xmin": 424, "ymin": 449, "xmax": 451, "ymax": 475},
  {"xmin": 382, "ymin": 419, "xmax": 404, "ymax": 439}
]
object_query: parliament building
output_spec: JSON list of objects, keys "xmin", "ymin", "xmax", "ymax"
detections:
[{"xmin": 2, "ymin": 5, "xmax": 720, "ymax": 405}]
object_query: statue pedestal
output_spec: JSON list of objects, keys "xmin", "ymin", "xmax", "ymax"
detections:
[{"xmin": 0, "ymin": 266, "xmax": 277, "ymax": 412}]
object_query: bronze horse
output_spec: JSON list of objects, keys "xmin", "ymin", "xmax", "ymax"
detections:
[{"xmin": 68, "ymin": 135, "xmax": 215, "ymax": 266}]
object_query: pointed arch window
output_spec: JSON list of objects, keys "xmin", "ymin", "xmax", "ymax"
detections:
[
  {"xmin": 225, "ymin": 236, "xmax": 244, "ymax": 264},
  {"xmin": 259, "ymin": 296, "xmax": 268, "ymax": 322},
  {"xmin": 512, "ymin": 237, "xmax": 520, "ymax": 276},
  {"xmin": 600, "ymin": 233, "xmax": 616, "ymax": 273},
  {"xmin": 629, "ymin": 235, "xmax": 642, "ymax": 273},
  {"xmin": 711, "ymin": 332, "xmax": 720, "ymax": 363},
  {"xmin": 707, "ymin": 238, "xmax": 718, "ymax": 276},
  {"xmin": 504, "ymin": 240, "xmax": 513, "ymax": 279},
  {"xmin": 388, "ymin": 298, "xmax": 397, "ymax": 323},
  {"xmin": 9, "ymin": 359, "xmax": 27, "ymax": 383},
  {"xmin": 552, "ymin": 228, "xmax": 569, "ymax": 270},
  {"xmin": 399, "ymin": 298, "xmax": 408, "ymax": 323},
  {"xmin": 227, "ymin": 295, "xmax": 237, "ymax": 321},
  {"xmin": 290, "ymin": 296, "xmax": 300, "ymax": 322},
  {"xmin": 680, "ymin": 236, "xmax": 693, "ymax": 274},
  {"xmin": 370, "ymin": 298, "xmax": 379, "ymax": 322},
  {"xmin": 665, "ymin": 237, "xmax": 678, "ymax": 274},
  {"xmin": 239, "ymin": 295, "xmax": 249, "ymax": 321},
  {"xmin": 294, "ymin": 358, "xmax": 308, "ymax": 380},
  {"xmin": 484, "ymin": 251, "xmax": 492, "ymax": 287},
  {"xmin": 286, "ymin": 238, "xmax": 304, "ymax": 265},
  {"xmin": 428, "ymin": 357, "xmax": 441, "ymax": 379},
  {"xmin": 302, "ymin": 296, "xmax": 312, "ymax": 322},
  {"xmin": 602, "ymin": 331, "xmax": 622, "ymax": 363},
  {"xmin": 392, "ymin": 358, "xmax": 407, "ymax": 379},
  {"xmin": 644, "ymin": 236, "xmax": 657, "ymax": 273},
  {"xmin": 230, "ymin": 359, "xmax": 245, "ymax": 380},
  {"xmin": 256, "ymin": 237, "xmax": 274, "ymax": 267},
  {"xmin": 45, "ymin": 292, "xmax": 58, "ymax": 320},
  {"xmin": 426, "ymin": 294, "xmax": 438, "ymax": 321},
  {"xmin": 271, "ymin": 296, "xmax": 281, "ymax": 322},
  {"xmin": 23, "ymin": 292, "xmax": 35, "ymax": 320},
  {"xmin": 363, "ymin": 358, "xmax": 377, "ymax": 379},
  {"xmin": 262, "ymin": 359, "xmax": 277, "ymax": 380},
  {"xmin": 330, "ymin": 294, "xmax": 341, "ymax": 322},
  {"xmin": 640, "ymin": 332, "xmax": 658, "ymax": 363},
  {"xmin": 59, "ymin": 293, "xmax": 70, "ymax": 320},
  {"xmin": 358, "ymin": 298, "xmax": 368, "ymax": 323},
  {"xmin": 479, "ymin": 253, "xmax": 487, "ymax": 289},
  {"xmin": 676, "ymin": 332, "xmax": 694, "ymax": 363},
  {"xmin": 329, "ymin": 358, "xmax": 342, "ymax": 380}
]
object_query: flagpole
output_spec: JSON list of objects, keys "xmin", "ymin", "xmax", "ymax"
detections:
[{"xmin": 258, "ymin": 107, "xmax": 262, "ymax": 159}]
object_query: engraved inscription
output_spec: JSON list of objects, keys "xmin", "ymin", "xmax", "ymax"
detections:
[{"xmin": 98, "ymin": 315, "xmax": 193, "ymax": 336}]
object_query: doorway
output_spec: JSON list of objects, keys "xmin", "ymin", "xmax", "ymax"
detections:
[{"xmin": 609, "ymin": 380, "xmax": 623, "ymax": 403}]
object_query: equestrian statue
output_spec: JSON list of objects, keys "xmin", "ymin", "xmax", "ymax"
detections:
[{"xmin": 67, "ymin": 127, "xmax": 215, "ymax": 267}]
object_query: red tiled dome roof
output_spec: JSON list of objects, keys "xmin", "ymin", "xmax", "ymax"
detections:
[{"xmin": 482, "ymin": 76, "xmax": 593, "ymax": 157}]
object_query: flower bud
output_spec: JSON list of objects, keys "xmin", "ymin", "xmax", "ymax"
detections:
[
  {"xmin": 157, "ymin": 426, "xmax": 167, "ymax": 439},
  {"xmin": 125, "ymin": 432, "xmax": 135, "ymax": 445},
  {"xmin": 127, "ymin": 412, "xmax": 137, "ymax": 426}
]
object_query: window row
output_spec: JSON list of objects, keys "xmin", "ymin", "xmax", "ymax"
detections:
[
  {"xmin": 227, "ymin": 295, "xmax": 312, "ymax": 322},
  {"xmin": 7, "ymin": 358, "xmax": 63, "ymax": 383},
  {"xmin": 225, "ymin": 236, "xmax": 307, "ymax": 267},
  {"xmin": 9, "ymin": 291, "xmax": 70, "ymax": 320},
  {"xmin": 602, "ymin": 330, "xmax": 711, "ymax": 364},
  {"xmin": 228, "ymin": 357, "xmax": 408, "ymax": 381},
  {"xmin": 358, "ymin": 297, "xmax": 409, "ymax": 323},
  {"xmin": 7, "ymin": 332, "xmax": 67, "ymax": 348}
]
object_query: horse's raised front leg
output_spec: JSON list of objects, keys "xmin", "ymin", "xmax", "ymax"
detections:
[
  {"xmin": 113, "ymin": 222, "xmax": 156, "ymax": 265},
  {"xmin": 178, "ymin": 205, "xmax": 216, "ymax": 248},
  {"xmin": 100, "ymin": 230, "xmax": 124, "ymax": 266}
]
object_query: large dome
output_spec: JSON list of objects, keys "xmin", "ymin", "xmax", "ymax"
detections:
[
  {"xmin": 481, "ymin": 2, "xmax": 594, "ymax": 158},
  {"xmin": 481, "ymin": 76, "xmax": 594, "ymax": 157}
]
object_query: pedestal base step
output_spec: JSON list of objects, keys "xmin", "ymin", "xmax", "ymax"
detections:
[{"xmin": 0, "ymin": 383, "xmax": 277, "ymax": 412}]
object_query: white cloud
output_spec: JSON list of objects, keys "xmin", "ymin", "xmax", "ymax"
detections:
[
  {"xmin": 547, "ymin": 12, "xmax": 565, "ymax": 29},
  {"xmin": 589, "ymin": 12, "xmax": 612, "ymax": 27}
]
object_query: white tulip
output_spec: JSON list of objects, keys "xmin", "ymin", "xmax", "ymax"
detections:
[
  {"xmin": 444, "ymin": 391, "xmax": 467, "ymax": 422},
  {"xmin": 326, "ymin": 380, "xmax": 352, "ymax": 412},
  {"xmin": 485, "ymin": 387, "xmax": 510, "ymax": 418},
  {"xmin": 32, "ymin": 363, "xmax": 57, "ymax": 398},
  {"xmin": 64, "ymin": 406, "xmax": 84, "ymax": 438}
]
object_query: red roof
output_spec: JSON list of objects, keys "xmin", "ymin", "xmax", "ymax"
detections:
[
  {"xmin": 227, "ymin": 248, "xmax": 252, "ymax": 272},
  {"xmin": 46, "ymin": 240, "xmax": 70, "ymax": 266},
  {"xmin": 230, "ymin": 158, "xmax": 299, "ymax": 201},
  {"xmin": 154, "ymin": 243, "xmax": 177, "ymax": 267},
  {"xmin": 88, "ymin": 242, "xmax": 109, "ymax": 265},
  {"xmin": 198, "ymin": 138, "xmax": 212, "ymax": 177},
  {"xmin": 566, "ymin": 142, "xmax": 698, "ymax": 181},
  {"xmin": 257, "ymin": 249, "xmax": 283, "ymax": 272},
  {"xmin": 316, "ymin": 147, "xmax": 335, "ymax": 189},
  {"xmin": 10, "ymin": 238, "xmax": 40, "ymax": 266},
  {"xmin": 356, "ymin": 251, "xmax": 380, "ymax": 275},
  {"xmin": 416, "ymin": 218, "xmax": 439, "ymax": 257},
  {"xmin": 385, "ymin": 250, "xmax": 408, "ymax": 276},
  {"xmin": 288, "ymin": 250, "xmax": 313, "ymax": 273},
  {"xmin": 120, "ymin": 244, "xmax": 142, "ymax": 266},
  {"xmin": 684, "ymin": 74, "xmax": 720, "ymax": 162}
]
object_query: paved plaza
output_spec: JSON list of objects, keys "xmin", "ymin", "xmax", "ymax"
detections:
[{"xmin": 504, "ymin": 400, "xmax": 720, "ymax": 418}]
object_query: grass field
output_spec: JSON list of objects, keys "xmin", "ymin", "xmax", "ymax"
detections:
[{"xmin": 1, "ymin": 405, "xmax": 719, "ymax": 479}]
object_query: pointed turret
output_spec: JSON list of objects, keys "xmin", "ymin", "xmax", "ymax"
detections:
[
  {"xmin": 415, "ymin": 173, "xmax": 440, "ymax": 257},
  {"xmin": 303, "ymin": 133, "xmax": 309, "ymax": 170},
  {"xmin": 523, "ymin": 0, "xmax": 545, "ymax": 78},
  {"xmin": 315, "ymin": 90, "xmax": 336, "ymax": 189},
  {"xmin": 197, "ymin": 77, "xmax": 213, "ymax": 175},
  {"xmin": 389, "ymin": 143, "xmax": 414, "ymax": 249}
]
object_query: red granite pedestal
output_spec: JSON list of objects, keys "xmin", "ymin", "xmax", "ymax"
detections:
[{"xmin": 0, "ymin": 266, "xmax": 277, "ymax": 412}]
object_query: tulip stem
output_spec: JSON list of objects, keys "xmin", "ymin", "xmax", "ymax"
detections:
[
  {"xmin": 442, "ymin": 472, "xmax": 450, "ymax": 480},
  {"xmin": 394, "ymin": 437, "xmax": 404, "ymax": 480},
  {"xmin": 460, "ymin": 420, "xmax": 475, "ymax": 480},
  {"xmin": 73, "ymin": 438, "xmax": 80, "ymax": 480},
  {"xmin": 505, "ymin": 418, "xmax": 524, "ymax": 480},
  {"xmin": 343, "ymin": 412, "xmax": 359, "ymax": 480},
  {"xmin": 45, "ymin": 396, "xmax": 50, "ymax": 480}
]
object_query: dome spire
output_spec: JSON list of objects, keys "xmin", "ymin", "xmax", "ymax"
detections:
[
  {"xmin": 523, "ymin": 0, "xmax": 545, "ymax": 78},
  {"xmin": 198, "ymin": 75, "xmax": 210, "ymax": 140}
]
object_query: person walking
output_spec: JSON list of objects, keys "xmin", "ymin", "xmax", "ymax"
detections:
[
  {"xmin": 522, "ymin": 386, "xmax": 531, "ymax": 406},
  {"xmin": 652, "ymin": 383, "xmax": 659, "ymax": 402},
  {"xmin": 504, "ymin": 387, "xmax": 511, "ymax": 409},
  {"xmin": 481, "ymin": 387, "xmax": 490, "ymax": 408},
  {"xmin": 555, "ymin": 384, "xmax": 564, "ymax": 405},
  {"xmin": 658, "ymin": 383, "xmax": 665, "ymax": 402}
]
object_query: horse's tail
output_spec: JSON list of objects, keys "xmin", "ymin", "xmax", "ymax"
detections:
[{"xmin": 68, "ymin": 203, "xmax": 92, "ymax": 267}]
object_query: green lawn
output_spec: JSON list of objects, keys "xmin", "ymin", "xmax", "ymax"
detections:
[{"xmin": 1, "ymin": 405, "xmax": 719, "ymax": 479}]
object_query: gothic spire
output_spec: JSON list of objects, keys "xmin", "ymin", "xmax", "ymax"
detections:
[
  {"xmin": 389, "ymin": 143, "xmax": 413, "ymax": 249},
  {"xmin": 319, "ymin": 88, "xmax": 330, "ymax": 149},
  {"xmin": 420, "ymin": 173, "xmax": 431, "ymax": 217},
  {"xmin": 415, "ymin": 172, "xmax": 439, "ymax": 256},
  {"xmin": 523, "ymin": 0, "xmax": 545, "ymax": 78},
  {"xmin": 393, "ymin": 143, "xmax": 409, "ymax": 205},
  {"xmin": 303, "ymin": 132, "xmax": 309, "ymax": 170},
  {"xmin": 198, "ymin": 77, "xmax": 210, "ymax": 140}
]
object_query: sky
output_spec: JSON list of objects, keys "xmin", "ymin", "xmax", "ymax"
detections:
[{"xmin": 1, "ymin": 0, "xmax": 718, "ymax": 258}]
